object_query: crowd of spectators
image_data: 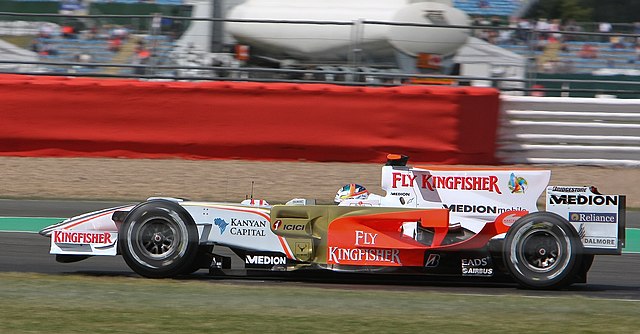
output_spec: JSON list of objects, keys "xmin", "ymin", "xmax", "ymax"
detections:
[
  {"xmin": 472, "ymin": 16, "xmax": 640, "ymax": 73},
  {"xmin": 28, "ymin": 21, "xmax": 138, "ymax": 75}
]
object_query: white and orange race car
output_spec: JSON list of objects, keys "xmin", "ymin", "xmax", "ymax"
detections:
[{"xmin": 40, "ymin": 155, "xmax": 626, "ymax": 289}]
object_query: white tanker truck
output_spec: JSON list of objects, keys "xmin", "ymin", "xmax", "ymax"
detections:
[{"xmin": 175, "ymin": 0, "xmax": 472, "ymax": 80}]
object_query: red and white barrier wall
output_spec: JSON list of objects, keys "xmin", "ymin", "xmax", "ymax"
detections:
[{"xmin": 0, "ymin": 75, "xmax": 500, "ymax": 164}]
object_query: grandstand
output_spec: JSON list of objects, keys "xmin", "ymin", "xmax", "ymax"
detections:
[
  {"xmin": 36, "ymin": 37, "xmax": 115, "ymax": 74},
  {"xmin": 2, "ymin": 0, "xmax": 640, "ymax": 97},
  {"xmin": 499, "ymin": 40, "xmax": 640, "ymax": 74}
]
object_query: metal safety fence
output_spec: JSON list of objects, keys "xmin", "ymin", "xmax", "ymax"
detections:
[{"xmin": 1, "ymin": 11, "xmax": 640, "ymax": 97}]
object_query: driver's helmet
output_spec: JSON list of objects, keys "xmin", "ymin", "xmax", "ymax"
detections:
[{"xmin": 334, "ymin": 183, "xmax": 369, "ymax": 204}]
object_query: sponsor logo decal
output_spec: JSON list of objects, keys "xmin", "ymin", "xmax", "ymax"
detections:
[
  {"xmin": 424, "ymin": 253, "xmax": 440, "ymax": 268},
  {"xmin": 355, "ymin": 230, "xmax": 378, "ymax": 245},
  {"xmin": 443, "ymin": 204, "xmax": 527, "ymax": 214},
  {"xmin": 508, "ymin": 173, "xmax": 528, "ymax": 194},
  {"xmin": 423, "ymin": 10, "xmax": 447, "ymax": 25},
  {"xmin": 283, "ymin": 224, "xmax": 305, "ymax": 231},
  {"xmin": 548, "ymin": 194, "xmax": 618, "ymax": 206},
  {"xmin": 328, "ymin": 247, "xmax": 401, "ymax": 265},
  {"xmin": 214, "ymin": 217, "xmax": 267, "ymax": 237},
  {"xmin": 245, "ymin": 255, "xmax": 286, "ymax": 265},
  {"xmin": 461, "ymin": 257, "xmax": 494, "ymax": 276},
  {"xmin": 53, "ymin": 230, "xmax": 113, "ymax": 245},
  {"xmin": 551, "ymin": 186, "xmax": 589, "ymax": 193},
  {"xmin": 391, "ymin": 173, "xmax": 502, "ymax": 194},
  {"xmin": 500, "ymin": 213, "xmax": 521, "ymax": 226},
  {"xmin": 391, "ymin": 192, "xmax": 411, "ymax": 196},
  {"xmin": 328, "ymin": 230, "xmax": 401, "ymax": 265},
  {"xmin": 294, "ymin": 241, "xmax": 312, "ymax": 259},
  {"xmin": 214, "ymin": 218, "xmax": 228, "ymax": 234},
  {"xmin": 569, "ymin": 212, "xmax": 616, "ymax": 223},
  {"xmin": 578, "ymin": 223, "xmax": 617, "ymax": 248},
  {"xmin": 272, "ymin": 220, "xmax": 282, "ymax": 230},
  {"xmin": 582, "ymin": 237, "xmax": 617, "ymax": 247}
]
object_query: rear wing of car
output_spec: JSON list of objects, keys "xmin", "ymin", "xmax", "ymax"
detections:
[{"xmin": 545, "ymin": 186, "xmax": 626, "ymax": 255}]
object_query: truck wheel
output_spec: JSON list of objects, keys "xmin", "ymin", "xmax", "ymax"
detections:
[
  {"xmin": 120, "ymin": 200, "xmax": 199, "ymax": 278},
  {"xmin": 503, "ymin": 212, "xmax": 583, "ymax": 289}
]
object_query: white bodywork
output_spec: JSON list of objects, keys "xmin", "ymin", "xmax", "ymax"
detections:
[{"xmin": 341, "ymin": 166, "xmax": 549, "ymax": 233}]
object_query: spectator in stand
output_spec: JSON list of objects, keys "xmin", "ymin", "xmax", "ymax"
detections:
[
  {"xmin": 610, "ymin": 36, "xmax": 626, "ymax": 49},
  {"xmin": 549, "ymin": 19, "xmax": 562, "ymax": 41},
  {"xmin": 74, "ymin": 53, "xmax": 92, "ymax": 63},
  {"xmin": 61, "ymin": 24, "xmax": 76, "ymax": 39},
  {"xmin": 536, "ymin": 18, "xmax": 550, "ymax": 39},
  {"xmin": 487, "ymin": 16, "xmax": 503, "ymax": 44},
  {"xmin": 516, "ymin": 18, "xmax": 532, "ymax": 44},
  {"xmin": 599, "ymin": 22, "xmax": 612, "ymax": 43},
  {"xmin": 497, "ymin": 17, "xmax": 517, "ymax": 44},
  {"xmin": 133, "ymin": 47, "xmax": 152, "ymax": 75},
  {"xmin": 79, "ymin": 53, "xmax": 92, "ymax": 63},
  {"xmin": 39, "ymin": 42, "xmax": 58, "ymax": 56},
  {"xmin": 111, "ymin": 26, "xmax": 129, "ymax": 41},
  {"xmin": 108, "ymin": 37, "xmax": 122, "ymax": 53},
  {"xmin": 473, "ymin": 16, "xmax": 492, "ymax": 42},
  {"xmin": 134, "ymin": 39, "xmax": 146, "ymax": 54},
  {"xmin": 86, "ymin": 26, "xmax": 98, "ymax": 40},
  {"xmin": 541, "ymin": 59, "xmax": 558, "ymax": 73},
  {"xmin": 579, "ymin": 43, "xmax": 598, "ymax": 59},
  {"xmin": 478, "ymin": 0, "xmax": 490, "ymax": 9},
  {"xmin": 38, "ymin": 23, "xmax": 54, "ymax": 39},
  {"xmin": 151, "ymin": 13, "xmax": 162, "ymax": 36},
  {"xmin": 535, "ymin": 35, "xmax": 548, "ymax": 52},
  {"xmin": 634, "ymin": 22, "xmax": 640, "ymax": 43},
  {"xmin": 564, "ymin": 19, "xmax": 582, "ymax": 41},
  {"xmin": 30, "ymin": 39, "xmax": 41, "ymax": 53}
]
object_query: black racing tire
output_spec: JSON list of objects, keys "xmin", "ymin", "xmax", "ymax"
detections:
[
  {"xmin": 503, "ymin": 212, "xmax": 583, "ymax": 290},
  {"xmin": 183, "ymin": 246, "xmax": 214, "ymax": 275},
  {"xmin": 119, "ymin": 200, "xmax": 199, "ymax": 278},
  {"xmin": 572, "ymin": 253, "xmax": 595, "ymax": 284}
]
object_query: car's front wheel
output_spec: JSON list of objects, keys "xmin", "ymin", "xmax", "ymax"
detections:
[
  {"xmin": 120, "ymin": 200, "xmax": 199, "ymax": 278},
  {"xmin": 503, "ymin": 212, "xmax": 583, "ymax": 289}
]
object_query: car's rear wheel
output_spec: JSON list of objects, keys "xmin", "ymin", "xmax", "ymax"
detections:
[
  {"xmin": 120, "ymin": 200, "xmax": 199, "ymax": 278},
  {"xmin": 503, "ymin": 212, "xmax": 583, "ymax": 289}
]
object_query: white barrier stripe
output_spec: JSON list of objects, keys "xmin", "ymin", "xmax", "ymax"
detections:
[
  {"xmin": 499, "ymin": 134, "xmax": 640, "ymax": 144},
  {"xmin": 505, "ymin": 110, "xmax": 640, "ymax": 120},
  {"xmin": 503, "ymin": 120, "xmax": 640, "ymax": 129},
  {"xmin": 498, "ymin": 157, "xmax": 640, "ymax": 167},
  {"xmin": 500, "ymin": 144, "xmax": 640, "ymax": 152},
  {"xmin": 502, "ymin": 95, "xmax": 640, "ymax": 105}
]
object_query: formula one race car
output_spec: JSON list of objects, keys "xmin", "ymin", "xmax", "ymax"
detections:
[{"xmin": 40, "ymin": 155, "xmax": 626, "ymax": 289}]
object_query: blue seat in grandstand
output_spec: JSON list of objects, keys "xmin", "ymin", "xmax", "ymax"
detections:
[
  {"xmin": 155, "ymin": 0, "xmax": 183, "ymax": 4},
  {"xmin": 453, "ymin": 0, "xmax": 521, "ymax": 17}
]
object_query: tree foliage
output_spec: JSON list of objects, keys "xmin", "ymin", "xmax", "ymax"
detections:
[{"xmin": 525, "ymin": 0, "xmax": 640, "ymax": 23}]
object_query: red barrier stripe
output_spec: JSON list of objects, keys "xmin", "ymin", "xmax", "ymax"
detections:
[{"xmin": 0, "ymin": 75, "xmax": 500, "ymax": 164}]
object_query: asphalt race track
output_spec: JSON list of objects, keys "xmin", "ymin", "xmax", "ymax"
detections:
[{"xmin": 1, "ymin": 199, "xmax": 639, "ymax": 299}]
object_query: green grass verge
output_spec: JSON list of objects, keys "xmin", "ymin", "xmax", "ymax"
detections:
[{"xmin": 0, "ymin": 273, "xmax": 639, "ymax": 333}]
